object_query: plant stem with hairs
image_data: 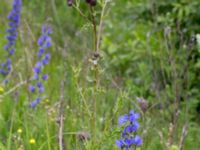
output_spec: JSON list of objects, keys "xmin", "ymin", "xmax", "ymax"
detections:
[{"xmin": 89, "ymin": 6, "xmax": 98, "ymax": 147}]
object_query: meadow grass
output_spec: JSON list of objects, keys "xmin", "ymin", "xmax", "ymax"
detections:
[{"xmin": 0, "ymin": 0, "xmax": 200, "ymax": 150}]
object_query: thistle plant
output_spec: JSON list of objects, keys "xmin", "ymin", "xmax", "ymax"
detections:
[
  {"xmin": 66, "ymin": 0, "xmax": 110, "ymax": 148},
  {"xmin": 116, "ymin": 110, "xmax": 143, "ymax": 150},
  {"xmin": 0, "ymin": 0, "xmax": 22, "ymax": 77},
  {"xmin": 29, "ymin": 25, "xmax": 52, "ymax": 108}
]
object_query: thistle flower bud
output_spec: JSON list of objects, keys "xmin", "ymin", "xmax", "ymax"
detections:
[
  {"xmin": 67, "ymin": 0, "xmax": 73, "ymax": 6},
  {"xmin": 85, "ymin": 0, "xmax": 97, "ymax": 6},
  {"xmin": 89, "ymin": 0, "xmax": 97, "ymax": 6}
]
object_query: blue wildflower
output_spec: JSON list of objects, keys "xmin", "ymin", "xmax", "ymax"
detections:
[
  {"xmin": 42, "ymin": 74, "xmax": 48, "ymax": 80},
  {"xmin": 118, "ymin": 114, "xmax": 129, "ymax": 126},
  {"xmin": 29, "ymin": 25, "xmax": 52, "ymax": 108},
  {"xmin": 29, "ymin": 85, "xmax": 35, "ymax": 92},
  {"xmin": 0, "ymin": 0, "xmax": 22, "ymax": 77},
  {"xmin": 132, "ymin": 135, "xmax": 142, "ymax": 146},
  {"xmin": 116, "ymin": 110, "xmax": 143, "ymax": 149},
  {"xmin": 30, "ymin": 97, "xmax": 41, "ymax": 108}
]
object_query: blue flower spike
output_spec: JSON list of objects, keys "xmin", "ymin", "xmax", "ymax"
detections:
[
  {"xmin": 29, "ymin": 25, "xmax": 52, "ymax": 108},
  {"xmin": 0, "ymin": 0, "xmax": 22, "ymax": 77},
  {"xmin": 116, "ymin": 110, "xmax": 143, "ymax": 150}
]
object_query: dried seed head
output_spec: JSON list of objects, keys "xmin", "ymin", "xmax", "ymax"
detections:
[
  {"xmin": 77, "ymin": 131, "xmax": 90, "ymax": 141},
  {"xmin": 136, "ymin": 97, "xmax": 148, "ymax": 113}
]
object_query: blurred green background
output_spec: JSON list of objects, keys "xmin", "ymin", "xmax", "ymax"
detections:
[{"xmin": 0, "ymin": 0, "xmax": 200, "ymax": 149}]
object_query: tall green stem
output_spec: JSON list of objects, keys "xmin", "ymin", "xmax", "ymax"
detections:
[{"xmin": 90, "ymin": 6, "xmax": 98, "ymax": 148}]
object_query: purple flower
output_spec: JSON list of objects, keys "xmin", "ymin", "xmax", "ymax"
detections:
[
  {"xmin": 67, "ymin": 0, "xmax": 73, "ymax": 6},
  {"xmin": 36, "ymin": 82, "xmax": 43, "ymax": 88},
  {"xmin": 35, "ymin": 61, "xmax": 42, "ymax": 68},
  {"xmin": 37, "ymin": 35, "xmax": 46, "ymax": 46},
  {"xmin": 30, "ymin": 97, "xmax": 41, "ymax": 108},
  {"xmin": 116, "ymin": 110, "xmax": 142, "ymax": 149},
  {"xmin": 0, "ymin": 0, "xmax": 22, "ymax": 77},
  {"xmin": 116, "ymin": 139, "xmax": 124, "ymax": 148},
  {"xmin": 45, "ymin": 53, "xmax": 51, "ymax": 60},
  {"xmin": 39, "ymin": 86, "xmax": 44, "ymax": 92},
  {"xmin": 118, "ymin": 114, "xmax": 129, "ymax": 126},
  {"xmin": 29, "ymin": 85, "xmax": 35, "ymax": 92},
  {"xmin": 33, "ymin": 67, "xmax": 41, "ymax": 74},
  {"xmin": 129, "ymin": 111, "xmax": 140, "ymax": 123},
  {"xmin": 132, "ymin": 135, "xmax": 142, "ymax": 146},
  {"xmin": 37, "ymin": 48, "xmax": 45, "ymax": 57},
  {"xmin": 29, "ymin": 25, "xmax": 52, "ymax": 108},
  {"xmin": 33, "ymin": 73, "xmax": 39, "ymax": 79},
  {"xmin": 43, "ymin": 37, "xmax": 52, "ymax": 48},
  {"xmin": 42, "ymin": 74, "xmax": 48, "ymax": 80},
  {"xmin": 42, "ymin": 58, "xmax": 49, "ymax": 65}
]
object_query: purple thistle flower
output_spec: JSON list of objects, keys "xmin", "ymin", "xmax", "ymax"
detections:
[{"xmin": 67, "ymin": 0, "xmax": 73, "ymax": 6}]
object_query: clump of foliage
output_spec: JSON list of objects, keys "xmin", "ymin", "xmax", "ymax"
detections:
[{"xmin": 0, "ymin": 0, "xmax": 200, "ymax": 150}]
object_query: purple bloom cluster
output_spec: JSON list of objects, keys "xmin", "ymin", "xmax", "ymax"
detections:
[
  {"xmin": 0, "ymin": 0, "xmax": 22, "ymax": 76},
  {"xmin": 29, "ymin": 25, "xmax": 52, "ymax": 108},
  {"xmin": 116, "ymin": 110, "xmax": 142, "ymax": 150}
]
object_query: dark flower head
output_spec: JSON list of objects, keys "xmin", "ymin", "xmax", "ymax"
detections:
[
  {"xmin": 89, "ymin": 0, "xmax": 97, "ymax": 6},
  {"xmin": 67, "ymin": 0, "xmax": 73, "ymax": 6}
]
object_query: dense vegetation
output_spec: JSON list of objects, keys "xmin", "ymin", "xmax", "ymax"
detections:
[{"xmin": 0, "ymin": 0, "xmax": 200, "ymax": 149}]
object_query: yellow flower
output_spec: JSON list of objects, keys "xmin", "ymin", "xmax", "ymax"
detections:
[
  {"xmin": 45, "ymin": 98, "xmax": 49, "ymax": 103},
  {"xmin": 170, "ymin": 145, "xmax": 178, "ymax": 150},
  {"xmin": 29, "ymin": 138, "xmax": 36, "ymax": 144},
  {"xmin": 136, "ymin": 148, "xmax": 141, "ymax": 150},
  {"xmin": 17, "ymin": 128, "xmax": 22, "ymax": 134},
  {"xmin": 0, "ymin": 86, "xmax": 4, "ymax": 93}
]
